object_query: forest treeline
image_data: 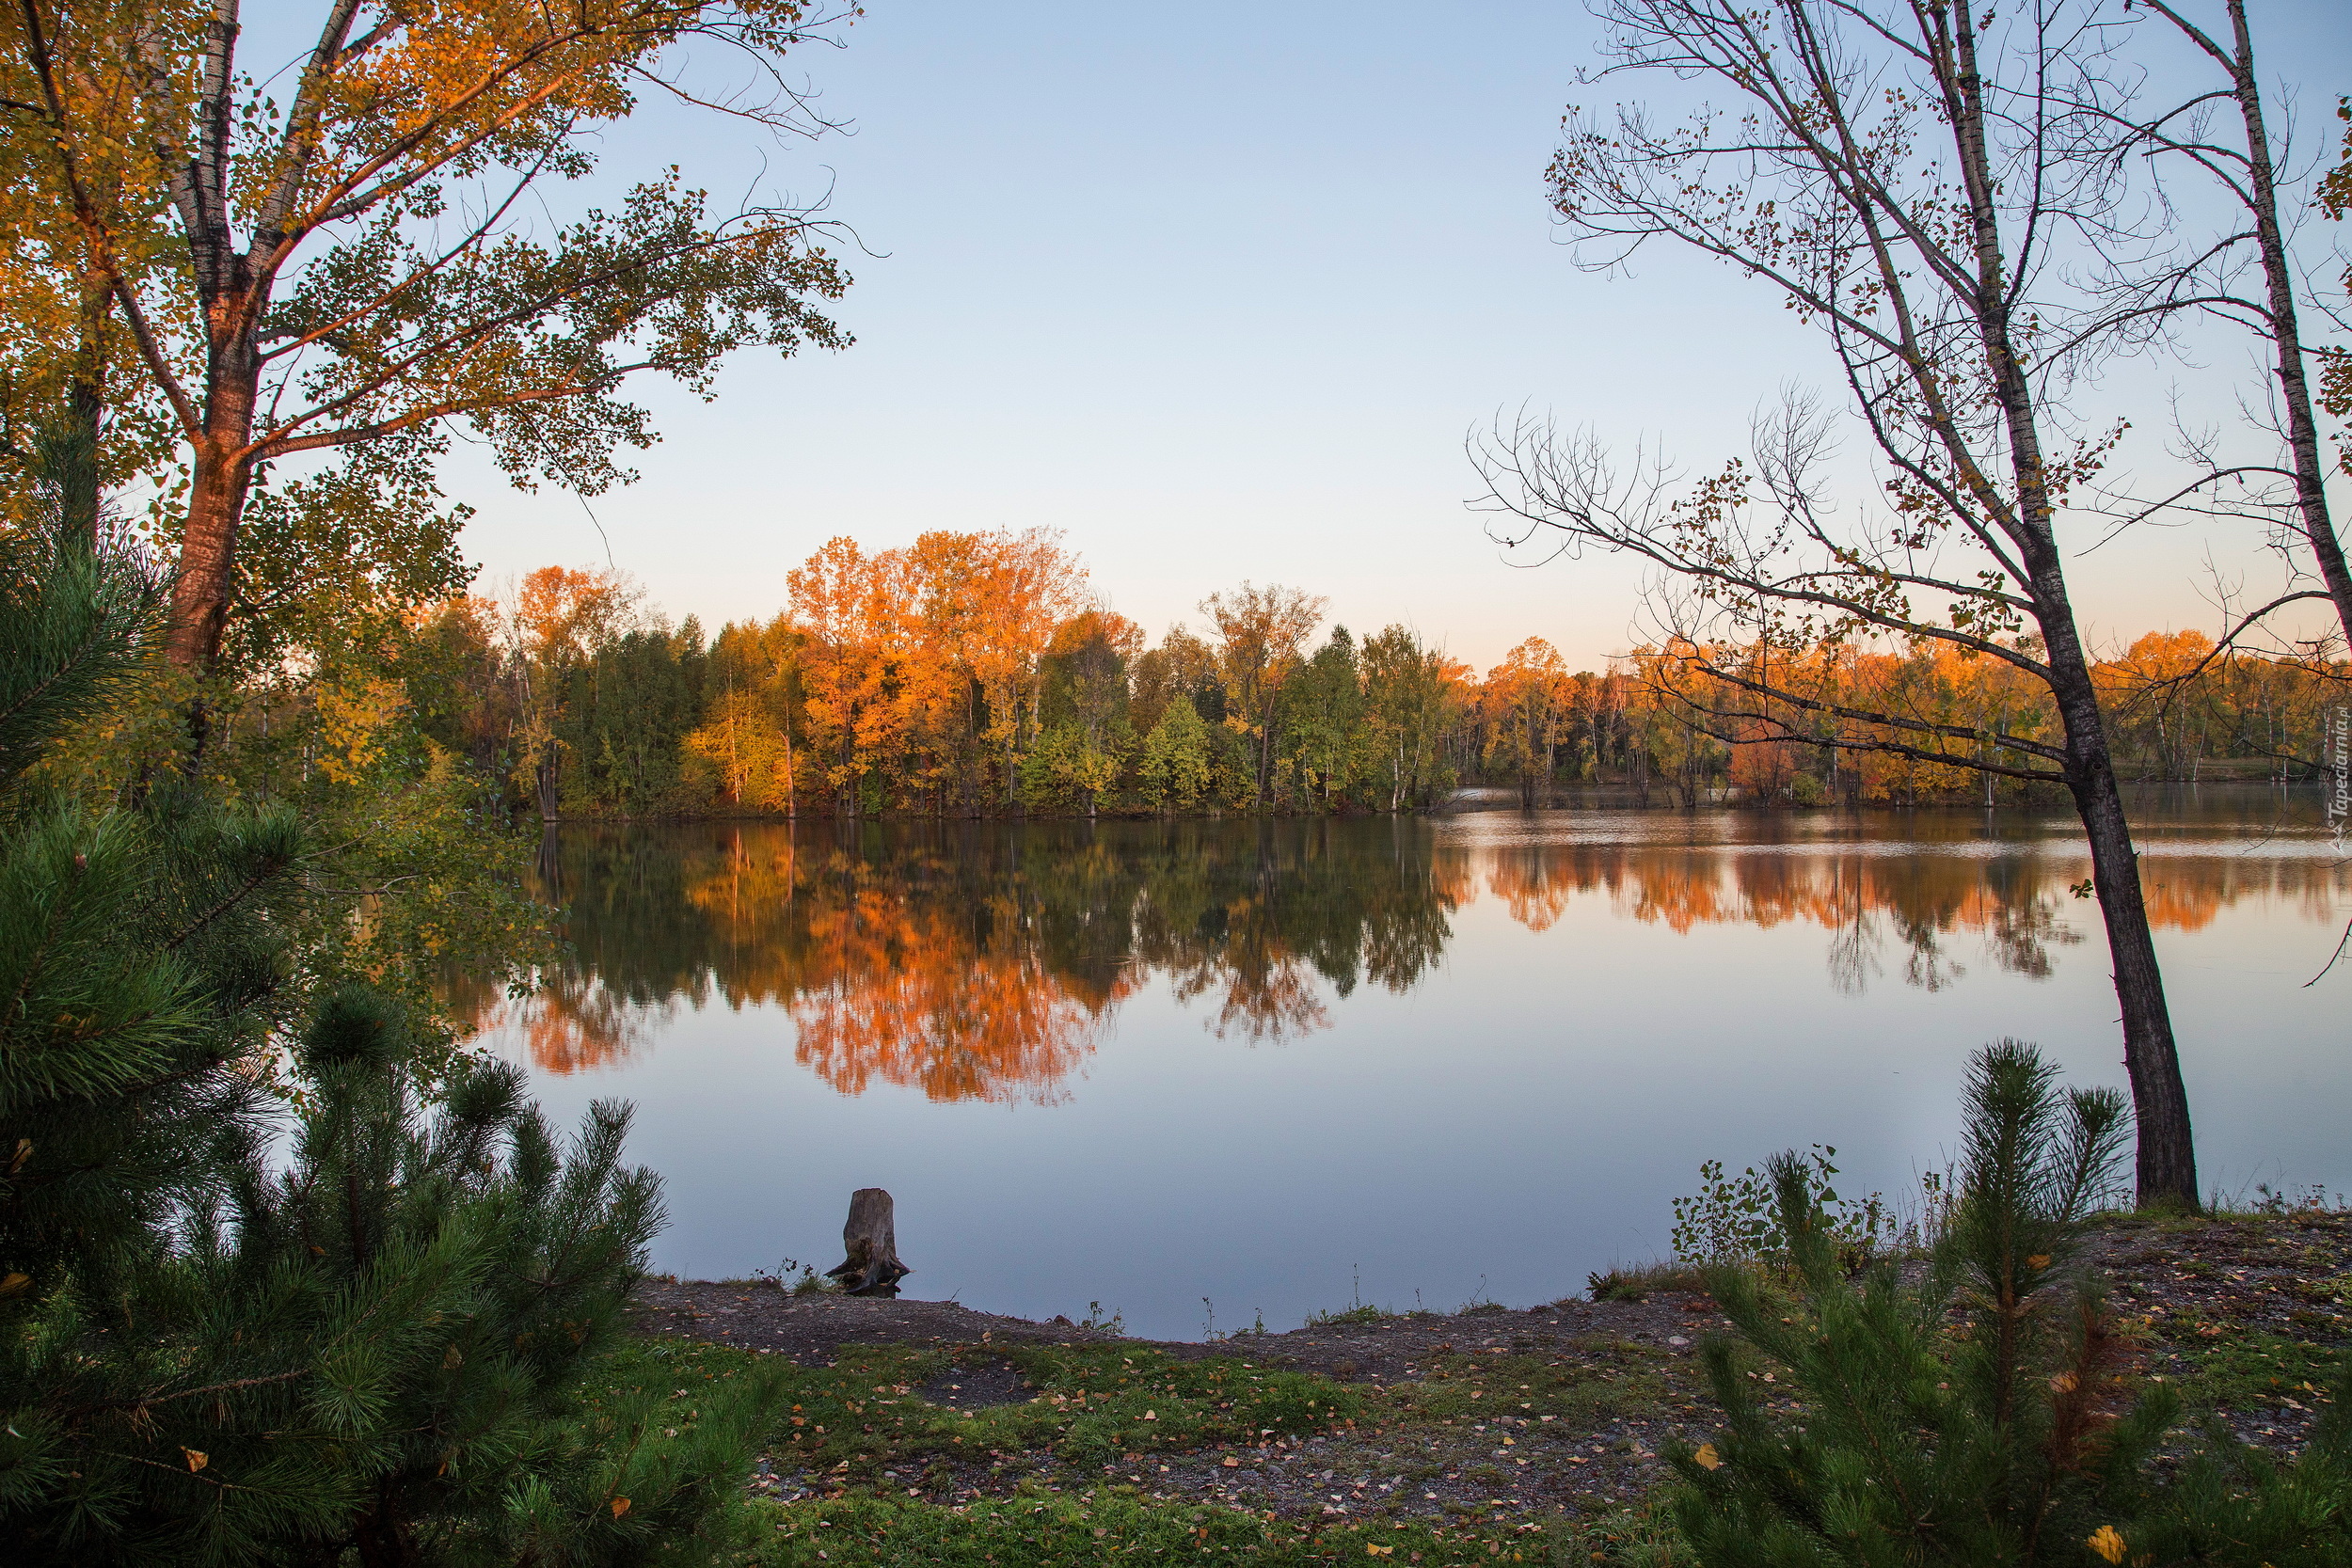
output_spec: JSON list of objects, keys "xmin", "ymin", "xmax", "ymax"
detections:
[{"xmin": 361, "ymin": 528, "xmax": 2350, "ymax": 821}]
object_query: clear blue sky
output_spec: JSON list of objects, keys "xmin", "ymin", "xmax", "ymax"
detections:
[{"xmin": 434, "ymin": 0, "xmax": 2352, "ymax": 672}]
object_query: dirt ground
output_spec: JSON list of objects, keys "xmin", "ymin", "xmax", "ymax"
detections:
[{"xmin": 630, "ymin": 1209, "xmax": 2352, "ymax": 1527}]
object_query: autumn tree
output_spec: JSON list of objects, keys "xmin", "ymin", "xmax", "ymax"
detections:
[
  {"xmin": 1480, "ymin": 0, "xmax": 2205, "ymax": 1204},
  {"xmin": 1200, "ymin": 581, "xmax": 1327, "ymax": 808},
  {"xmin": 1483, "ymin": 636, "xmax": 1572, "ymax": 806},
  {"xmin": 509, "ymin": 564, "xmax": 637, "ymax": 817},
  {"xmin": 962, "ymin": 529, "xmax": 1089, "ymax": 803},
  {"xmin": 1131, "ymin": 624, "xmax": 1222, "ymax": 736},
  {"xmin": 1, "ymin": 0, "xmax": 851, "ymax": 721}
]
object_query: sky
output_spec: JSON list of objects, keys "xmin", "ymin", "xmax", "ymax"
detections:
[{"xmin": 420, "ymin": 0, "xmax": 2352, "ymax": 673}]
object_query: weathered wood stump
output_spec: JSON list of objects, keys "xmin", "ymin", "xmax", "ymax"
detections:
[{"xmin": 825, "ymin": 1188, "xmax": 912, "ymax": 1297}]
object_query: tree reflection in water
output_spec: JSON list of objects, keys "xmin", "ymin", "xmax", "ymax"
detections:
[{"xmin": 467, "ymin": 812, "xmax": 2343, "ymax": 1096}]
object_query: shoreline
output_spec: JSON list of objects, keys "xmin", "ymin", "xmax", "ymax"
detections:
[{"xmin": 628, "ymin": 1209, "xmax": 2350, "ymax": 1544}]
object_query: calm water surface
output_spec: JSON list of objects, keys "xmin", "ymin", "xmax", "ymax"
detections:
[{"xmin": 474, "ymin": 790, "xmax": 2352, "ymax": 1339}]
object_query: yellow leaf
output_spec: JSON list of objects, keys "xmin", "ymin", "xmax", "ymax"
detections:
[
  {"xmin": 0, "ymin": 1273, "xmax": 29, "ymax": 1298},
  {"xmin": 183, "ymin": 1448, "xmax": 208, "ymax": 1473},
  {"xmin": 1693, "ymin": 1443, "xmax": 1722, "ymax": 1470},
  {"xmin": 2050, "ymin": 1371, "xmax": 2078, "ymax": 1393},
  {"xmin": 2087, "ymin": 1526, "xmax": 2126, "ymax": 1564},
  {"xmin": 611, "ymin": 1496, "xmax": 631, "ymax": 1517},
  {"xmin": 2027, "ymin": 1254, "xmax": 2052, "ymax": 1269}
]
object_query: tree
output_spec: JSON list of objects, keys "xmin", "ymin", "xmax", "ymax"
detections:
[
  {"xmin": 1130, "ymin": 625, "xmax": 1222, "ymax": 737},
  {"xmin": 1138, "ymin": 695, "xmax": 1214, "ymax": 812},
  {"xmin": 511, "ymin": 564, "xmax": 638, "ymax": 818},
  {"xmin": 961, "ymin": 530, "xmax": 1089, "ymax": 805},
  {"xmin": 1480, "ymin": 0, "xmax": 2202, "ymax": 1206},
  {"xmin": 1200, "ymin": 581, "xmax": 1327, "ymax": 808},
  {"xmin": 2, "ymin": 0, "xmax": 852, "ymax": 701},
  {"xmin": 1482, "ymin": 636, "xmax": 1570, "ymax": 806},
  {"xmin": 1360, "ymin": 625, "xmax": 1461, "ymax": 811},
  {"xmin": 1284, "ymin": 627, "xmax": 1370, "ymax": 810}
]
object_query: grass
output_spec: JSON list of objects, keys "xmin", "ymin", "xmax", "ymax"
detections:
[
  {"xmin": 1582, "ymin": 1264, "xmax": 1708, "ymax": 1304},
  {"xmin": 1302, "ymin": 1304, "xmax": 1392, "ymax": 1329},
  {"xmin": 2171, "ymin": 1323, "xmax": 2346, "ymax": 1416},
  {"xmin": 729, "ymin": 1489, "xmax": 1684, "ymax": 1566},
  {"xmin": 759, "ymin": 1340, "xmax": 1364, "ymax": 1476}
]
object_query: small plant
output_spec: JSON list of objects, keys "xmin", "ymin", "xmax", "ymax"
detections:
[
  {"xmin": 2245, "ymin": 1182, "xmax": 2349, "ymax": 1217},
  {"xmin": 1670, "ymin": 1144, "xmax": 1909, "ymax": 1268},
  {"xmin": 1078, "ymin": 1300, "xmax": 1125, "ymax": 1335},
  {"xmin": 1304, "ymin": 1303, "xmax": 1389, "ymax": 1327},
  {"xmin": 775, "ymin": 1256, "xmax": 836, "ymax": 1295}
]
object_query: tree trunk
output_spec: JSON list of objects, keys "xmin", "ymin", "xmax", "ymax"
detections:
[
  {"xmin": 1949, "ymin": 0, "xmax": 2198, "ymax": 1210},
  {"xmin": 164, "ymin": 341, "xmax": 260, "ymax": 678},
  {"xmin": 826, "ymin": 1187, "xmax": 910, "ymax": 1297},
  {"xmin": 60, "ymin": 281, "xmax": 109, "ymax": 546}
]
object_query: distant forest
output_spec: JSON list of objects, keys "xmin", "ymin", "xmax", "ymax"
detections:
[{"xmin": 324, "ymin": 528, "xmax": 2345, "ymax": 821}]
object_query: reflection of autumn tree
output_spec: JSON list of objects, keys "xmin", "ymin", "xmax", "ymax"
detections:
[
  {"xmin": 787, "ymin": 895, "xmax": 1120, "ymax": 1102},
  {"xmin": 474, "ymin": 973, "xmax": 675, "ymax": 1076}
]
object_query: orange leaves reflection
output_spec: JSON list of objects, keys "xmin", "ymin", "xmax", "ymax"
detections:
[
  {"xmin": 787, "ymin": 894, "xmax": 1132, "ymax": 1103},
  {"xmin": 472, "ymin": 818, "xmax": 2344, "ymax": 1097}
]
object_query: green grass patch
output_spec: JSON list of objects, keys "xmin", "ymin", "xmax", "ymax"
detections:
[
  {"xmin": 2173, "ymin": 1324, "xmax": 2346, "ymax": 1413},
  {"xmin": 732, "ymin": 1490, "xmax": 1677, "ymax": 1567},
  {"xmin": 1373, "ymin": 1342, "xmax": 1684, "ymax": 1433},
  {"xmin": 750, "ymin": 1340, "xmax": 1362, "ymax": 1477}
]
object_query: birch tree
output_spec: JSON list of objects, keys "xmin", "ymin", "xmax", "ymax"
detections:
[{"xmin": 1478, "ymin": 0, "xmax": 2202, "ymax": 1205}]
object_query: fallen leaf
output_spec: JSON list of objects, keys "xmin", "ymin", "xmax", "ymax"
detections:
[
  {"xmin": 2087, "ymin": 1526, "xmax": 2126, "ymax": 1565},
  {"xmin": 1692, "ymin": 1444, "xmax": 1721, "ymax": 1471},
  {"xmin": 611, "ymin": 1496, "xmax": 630, "ymax": 1518},
  {"xmin": 183, "ymin": 1449, "xmax": 208, "ymax": 1473}
]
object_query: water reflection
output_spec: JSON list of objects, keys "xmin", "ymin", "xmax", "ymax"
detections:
[{"xmin": 470, "ymin": 799, "xmax": 2348, "ymax": 1102}]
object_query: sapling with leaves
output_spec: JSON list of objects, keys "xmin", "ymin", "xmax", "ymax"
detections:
[{"xmin": 1666, "ymin": 1040, "xmax": 2352, "ymax": 1566}]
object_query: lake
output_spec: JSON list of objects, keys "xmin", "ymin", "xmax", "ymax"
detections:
[{"xmin": 474, "ymin": 790, "xmax": 2352, "ymax": 1339}]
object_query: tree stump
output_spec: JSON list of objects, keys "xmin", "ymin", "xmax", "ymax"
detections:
[{"xmin": 825, "ymin": 1188, "xmax": 911, "ymax": 1297}]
